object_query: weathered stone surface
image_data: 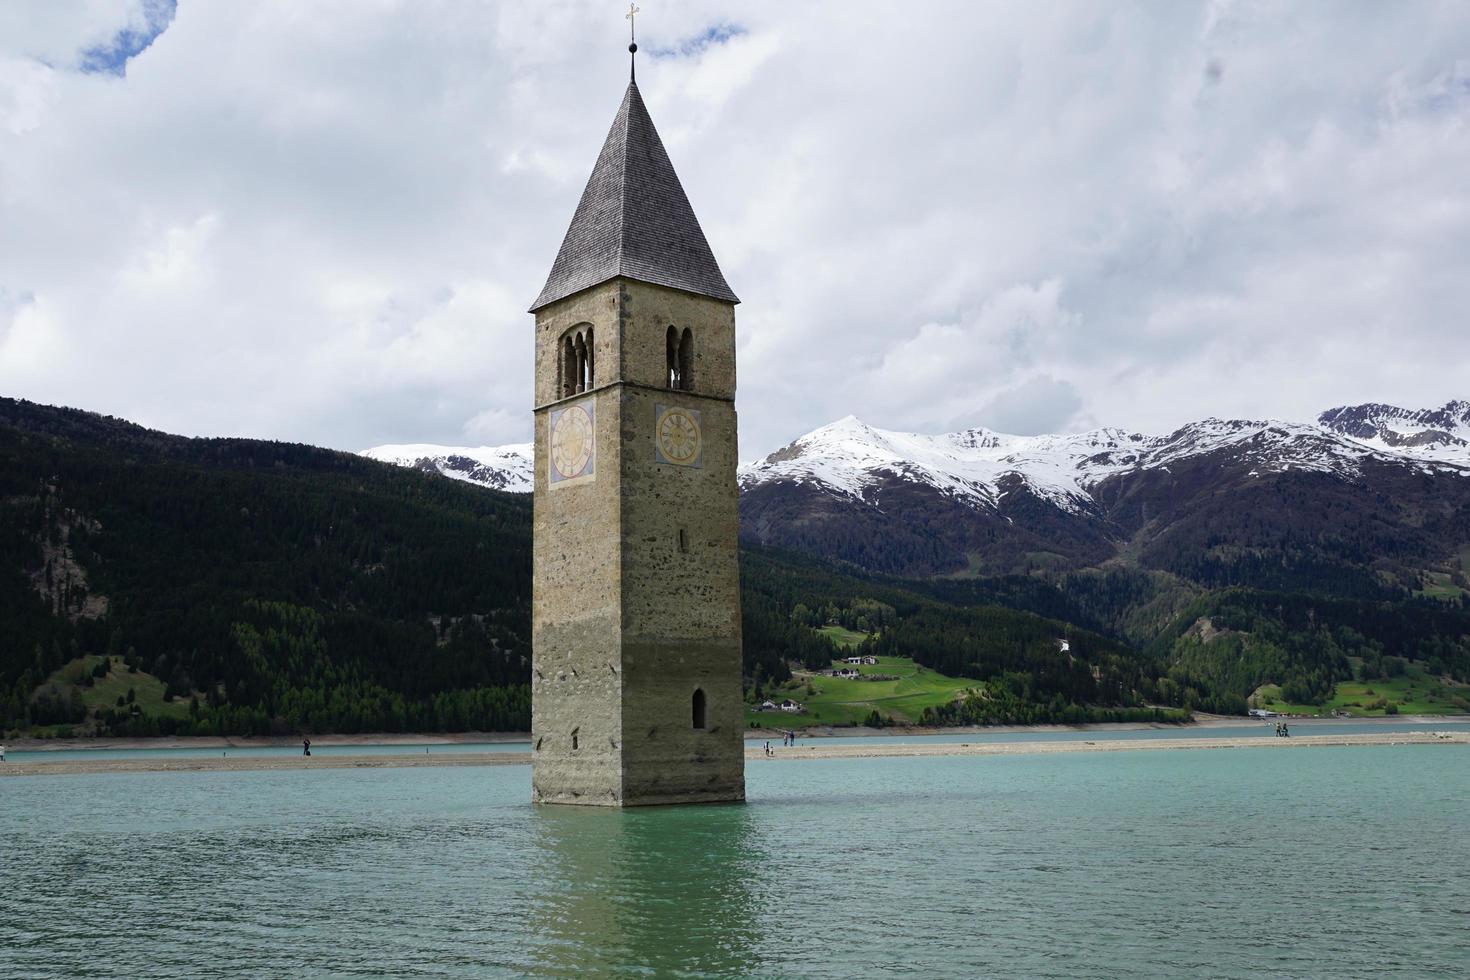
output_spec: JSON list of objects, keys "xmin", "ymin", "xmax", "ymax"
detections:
[{"xmin": 532, "ymin": 278, "xmax": 745, "ymax": 806}]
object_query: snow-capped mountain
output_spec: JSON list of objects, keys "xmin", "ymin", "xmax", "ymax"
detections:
[
  {"xmin": 360, "ymin": 400, "xmax": 1470, "ymax": 583},
  {"xmin": 362, "ymin": 443, "xmax": 534, "ymax": 493},
  {"xmin": 738, "ymin": 400, "xmax": 1470, "ymax": 579},
  {"xmin": 1317, "ymin": 400, "xmax": 1470, "ymax": 458},
  {"xmin": 360, "ymin": 400, "xmax": 1470, "ymax": 503},
  {"xmin": 738, "ymin": 402, "xmax": 1470, "ymax": 512}
]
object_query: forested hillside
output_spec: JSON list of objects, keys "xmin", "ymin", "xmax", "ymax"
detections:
[
  {"xmin": 0, "ymin": 398, "xmax": 532, "ymax": 735},
  {"xmin": 4, "ymin": 397, "xmax": 1467, "ymax": 738}
]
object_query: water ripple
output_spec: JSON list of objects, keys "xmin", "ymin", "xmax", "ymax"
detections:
[{"xmin": 0, "ymin": 746, "xmax": 1465, "ymax": 977}]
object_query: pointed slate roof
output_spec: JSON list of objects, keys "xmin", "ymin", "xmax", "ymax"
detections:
[{"xmin": 530, "ymin": 81, "xmax": 739, "ymax": 312}]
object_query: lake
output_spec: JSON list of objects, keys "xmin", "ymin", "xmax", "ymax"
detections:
[{"xmin": 2, "ymin": 742, "xmax": 1466, "ymax": 977}]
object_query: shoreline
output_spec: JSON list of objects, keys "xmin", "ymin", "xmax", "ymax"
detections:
[
  {"xmin": 8, "ymin": 713, "xmax": 1463, "ymax": 753},
  {"xmin": 3, "ymin": 731, "xmax": 1465, "ymax": 778}
]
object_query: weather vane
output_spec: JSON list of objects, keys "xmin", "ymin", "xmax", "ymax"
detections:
[{"xmin": 627, "ymin": 3, "xmax": 640, "ymax": 80}]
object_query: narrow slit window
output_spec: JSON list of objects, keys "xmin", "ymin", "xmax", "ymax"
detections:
[
  {"xmin": 666, "ymin": 325, "xmax": 680, "ymax": 389},
  {"xmin": 692, "ymin": 689, "xmax": 707, "ymax": 730},
  {"xmin": 571, "ymin": 728, "xmax": 580, "ymax": 751},
  {"xmin": 579, "ymin": 329, "xmax": 590, "ymax": 390},
  {"xmin": 678, "ymin": 528, "xmax": 689, "ymax": 553},
  {"xmin": 678, "ymin": 328, "xmax": 693, "ymax": 391},
  {"xmin": 561, "ymin": 336, "xmax": 576, "ymax": 398}
]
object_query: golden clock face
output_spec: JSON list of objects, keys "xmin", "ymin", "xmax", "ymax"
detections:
[
  {"xmin": 656, "ymin": 406, "xmax": 702, "ymax": 466},
  {"xmin": 549, "ymin": 403, "xmax": 594, "ymax": 481}
]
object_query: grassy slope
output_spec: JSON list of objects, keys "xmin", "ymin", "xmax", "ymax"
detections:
[
  {"xmin": 1417, "ymin": 571, "xmax": 1467, "ymax": 601},
  {"xmin": 748, "ymin": 653, "xmax": 975, "ymax": 727},
  {"xmin": 813, "ymin": 625, "xmax": 869, "ymax": 649},
  {"xmin": 34, "ymin": 655, "xmax": 189, "ymax": 734},
  {"xmin": 1253, "ymin": 661, "xmax": 1470, "ymax": 716}
]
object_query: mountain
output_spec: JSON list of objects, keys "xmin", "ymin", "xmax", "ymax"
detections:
[
  {"xmin": 362, "ymin": 399, "xmax": 1470, "ymax": 509},
  {"xmin": 1317, "ymin": 400, "xmax": 1470, "ymax": 457},
  {"xmin": 738, "ymin": 401, "xmax": 1470, "ymax": 583},
  {"xmin": 357, "ymin": 401, "xmax": 1470, "ymax": 589},
  {"xmin": 3, "ymin": 396, "xmax": 1218, "ymax": 734},
  {"xmin": 6, "ymin": 395, "xmax": 1466, "ymax": 736},
  {"xmin": 362, "ymin": 443, "xmax": 534, "ymax": 493},
  {"xmin": 0, "ymin": 397, "xmax": 534, "ymax": 737}
]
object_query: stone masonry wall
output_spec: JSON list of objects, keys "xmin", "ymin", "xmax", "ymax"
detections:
[{"xmin": 531, "ymin": 278, "xmax": 745, "ymax": 806}]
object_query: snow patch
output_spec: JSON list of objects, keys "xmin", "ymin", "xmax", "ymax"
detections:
[{"xmin": 363, "ymin": 443, "xmax": 534, "ymax": 493}]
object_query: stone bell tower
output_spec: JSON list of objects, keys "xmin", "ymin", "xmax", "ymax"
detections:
[{"xmin": 528, "ymin": 69, "xmax": 745, "ymax": 806}]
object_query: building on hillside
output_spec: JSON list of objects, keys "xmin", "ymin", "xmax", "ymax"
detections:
[
  {"xmin": 834, "ymin": 667, "xmax": 860, "ymax": 679},
  {"xmin": 779, "ymin": 700, "xmax": 806, "ymax": 713}
]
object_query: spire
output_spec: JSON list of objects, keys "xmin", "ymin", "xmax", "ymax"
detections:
[
  {"xmin": 627, "ymin": 3, "xmax": 639, "ymax": 81},
  {"xmin": 529, "ymin": 81, "xmax": 739, "ymax": 312}
]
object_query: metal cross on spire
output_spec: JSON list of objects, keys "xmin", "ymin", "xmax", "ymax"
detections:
[{"xmin": 626, "ymin": 3, "xmax": 640, "ymax": 80}]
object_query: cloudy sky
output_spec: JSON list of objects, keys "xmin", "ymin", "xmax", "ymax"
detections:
[{"xmin": 2, "ymin": 1, "xmax": 1468, "ymax": 458}]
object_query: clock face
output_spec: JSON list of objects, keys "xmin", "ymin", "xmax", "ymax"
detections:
[
  {"xmin": 549, "ymin": 403, "xmax": 595, "ymax": 483},
  {"xmin": 655, "ymin": 405, "xmax": 702, "ymax": 467}
]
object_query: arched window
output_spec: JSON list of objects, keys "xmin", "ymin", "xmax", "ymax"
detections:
[
  {"xmin": 584, "ymin": 327, "xmax": 594, "ymax": 389},
  {"xmin": 691, "ymin": 689, "xmax": 707, "ymax": 730},
  {"xmin": 560, "ymin": 326, "xmax": 594, "ymax": 399},
  {"xmin": 666, "ymin": 325, "xmax": 681, "ymax": 389},
  {"xmin": 678, "ymin": 328, "xmax": 693, "ymax": 391},
  {"xmin": 561, "ymin": 335, "xmax": 576, "ymax": 398},
  {"xmin": 667, "ymin": 326, "xmax": 694, "ymax": 391}
]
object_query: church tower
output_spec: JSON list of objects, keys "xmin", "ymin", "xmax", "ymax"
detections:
[{"xmin": 528, "ymin": 69, "xmax": 746, "ymax": 806}]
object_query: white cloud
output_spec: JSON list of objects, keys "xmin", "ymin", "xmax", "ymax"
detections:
[{"xmin": 1, "ymin": 1, "xmax": 1468, "ymax": 455}]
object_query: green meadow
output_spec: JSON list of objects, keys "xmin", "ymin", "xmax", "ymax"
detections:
[
  {"xmin": 32, "ymin": 655, "xmax": 189, "ymax": 735},
  {"xmin": 812, "ymin": 624, "xmax": 869, "ymax": 649},
  {"xmin": 747, "ymin": 652, "xmax": 976, "ymax": 728},
  {"xmin": 1253, "ymin": 661, "xmax": 1470, "ymax": 716}
]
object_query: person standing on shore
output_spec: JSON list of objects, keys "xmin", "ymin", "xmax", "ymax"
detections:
[
  {"xmin": 303, "ymin": 737, "xmax": 311, "ymax": 757},
  {"xmin": 1, "ymin": 743, "xmax": 6, "ymax": 763}
]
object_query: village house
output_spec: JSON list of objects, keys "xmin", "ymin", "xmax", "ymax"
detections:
[
  {"xmin": 834, "ymin": 667, "xmax": 859, "ymax": 679},
  {"xmin": 778, "ymin": 699, "xmax": 806, "ymax": 713}
]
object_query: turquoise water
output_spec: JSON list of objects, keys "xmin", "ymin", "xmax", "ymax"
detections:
[
  {"xmin": 4, "ymin": 740, "xmax": 530, "ymax": 763},
  {"xmin": 2, "ymin": 745, "xmax": 1467, "ymax": 977}
]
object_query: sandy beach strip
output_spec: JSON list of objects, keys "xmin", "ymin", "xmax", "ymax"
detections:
[
  {"xmin": 750, "ymin": 730, "xmax": 1470, "ymax": 762},
  {"xmin": 2, "ymin": 731, "xmax": 1465, "ymax": 778},
  {"xmin": 0, "ymin": 752, "xmax": 530, "ymax": 778}
]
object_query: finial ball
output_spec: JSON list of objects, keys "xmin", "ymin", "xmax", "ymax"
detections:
[{"xmin": 629, "ymin": 42, "xmax": 638, "ymax": 54}]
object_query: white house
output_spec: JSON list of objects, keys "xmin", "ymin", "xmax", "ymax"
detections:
[
  {"xmin": 779, "ymin": 699, "xmax": 806, "ymax": 713},
  {"xmin": 861, "ymin": 656, "xmax": 878, "ymax": 665},
  {"xmin": 834, "ymin": 667, "xmax": 859, "ymax": 679},
  {"xmin": 759, "ymin": 700, "xmax": 778, "ymax": 712},
  {"xmin": 844, "ymin": 656, "xmax": 864, "ymax": 665}
]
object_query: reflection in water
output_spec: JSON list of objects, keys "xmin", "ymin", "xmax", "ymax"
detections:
[
  {"xmin": 529, "ymin": 803, "xmax": 765, "ymax": 976},
  {"xmin": 3, "ymin": 752, "xmax": 1468, "ymax": 977}
]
